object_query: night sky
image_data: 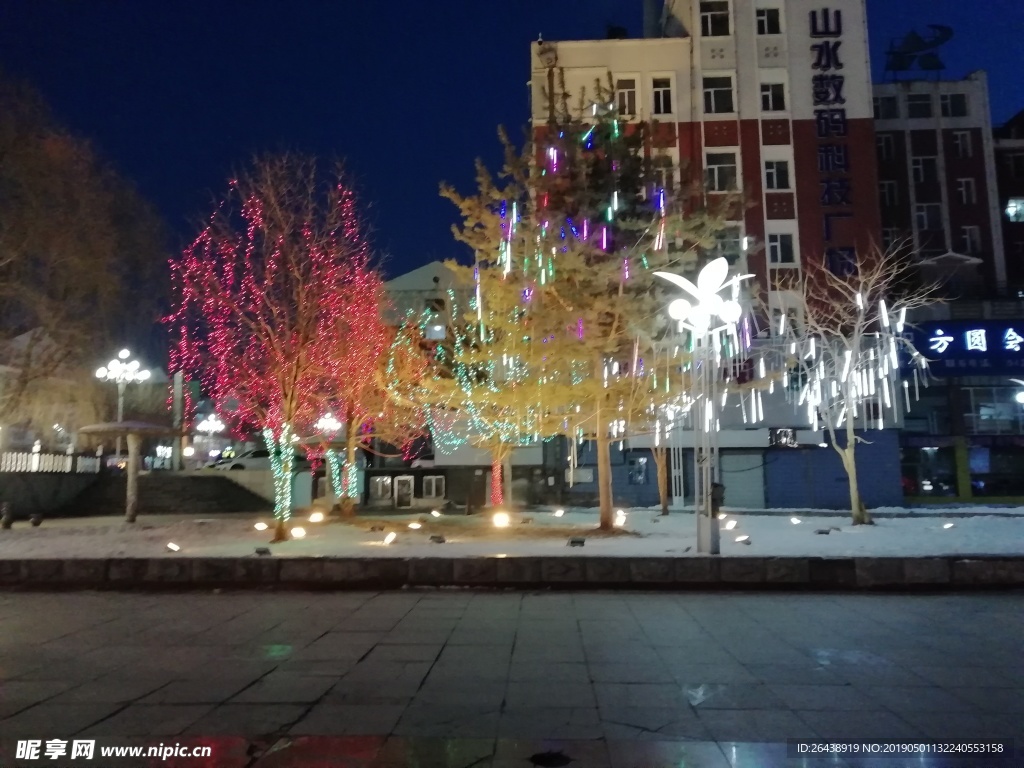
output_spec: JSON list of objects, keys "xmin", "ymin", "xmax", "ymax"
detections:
[{"xmin": 2, "ymin": 0, "xmax": 1022, "ymax": 278}]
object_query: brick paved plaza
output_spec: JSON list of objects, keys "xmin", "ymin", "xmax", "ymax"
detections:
[{"xmin": 0, "ymin": 591, "xmax": 1021, "ymax": 767}]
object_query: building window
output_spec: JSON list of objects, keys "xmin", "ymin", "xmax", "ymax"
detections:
[
  {"xmin": 906, "ymin": 94, "xmax": 933, "ymax": 119},
  {"xmin": 422, "ymin": 475, "xmax": 446, "ymax": 498},
  {"xmin": 652, "ymin": 78, "xmax": 673, "ymax": 115},
  {"xmin": 1006, "ymin": 198, "xmax": 1024, "ymax": 222},
  {"xmin": 627, "ymin": 456, "xmax": 649, "ymax": 485},
  {"xmin": 703, "ymin": 76, "xmax": 734, "ymax": 114},
  {"xmin": 941, "ymin": 93, "xmax": 969, "ymax": 118},
  {"xmin": 370, "ymin": 476, "xmax": 392, "ymax": 501},
  {"xmin": 711, "ymin": 225, "xmax": 743, "ymax": 262},
  {"xmin": 650, "ymin": 154, "xmax": 675, "ymax": 194},
  {"xmin": 961, "ymin": 226, "xmax": 982, "ymax": 254},
  {"xmin": 765, "ymin": 160, "xmax": 790, "ymax": 190},
  {"xmin": 768, "ymin": 233, "xmax": 795, "ymax": 264},
  {"xmin": 912, "ymin": 156, "xmax": 938, "ymax": 184},
  {"xmin": 914, "ymin": 203, "xmax": 942, "ymax": 231},
  {"xmin": 760, "ymin": 83, "xmax": 786, "ymax": 111},
  {"xmin": 953, "ymin": 130, "xmax": 973, "ymax": 159},
  {"xmin": 877, "ymin": 133, "xmax": 895, "ymax": 161},
  {"xmin": 873, "ymin": 95, "xmax": 899, "ymax": 119},
  {"xmin": 705, "ymin": 152, "xmax": 737, "ymax": 191},
  {"xmin": 616, "ymin": 78, "xmax": 637, "ymax": 116},
  {"xmin": 882, "ymin": 228, "xmax": 900, "ymax": 250},
  {"xmin": 756, "ymin": 8, "xmax": 781, "ymax": 35},
  {"xmin": 700, "ymin": 1, "xmax": 730, "ymax": 36},
  {"xmin": 957, "ymin": 178, "xmax": 977, "ymax": 206},
  {"xmin": 879, "ymin": 180, "xmax": 899, "ymax": 207},
  {"xmin": 1009, "ymin": 153, "xmax": 1024, "ymax": 178}
]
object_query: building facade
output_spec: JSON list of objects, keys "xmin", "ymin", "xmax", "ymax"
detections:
[
  {"xmin": 872, "ymin": 72, "xmax": 1007, "ymax": 296},
  {"xmin": 531, "ymin": 0, "xmax": 882, "ymax": 321},
  {"xmin": 994, "ymin": 109, "xmax": 1024, "ymax": 294}
]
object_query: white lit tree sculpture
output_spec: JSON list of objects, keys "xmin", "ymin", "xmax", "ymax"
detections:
[{"xmin": 775, "ymin": 248, "xmax": 938, "ymax": 525}]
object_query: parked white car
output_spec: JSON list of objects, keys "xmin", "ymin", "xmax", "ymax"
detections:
[{"xmin": 213, "ymin": 448, "xmax": 309, "ymax": 471}]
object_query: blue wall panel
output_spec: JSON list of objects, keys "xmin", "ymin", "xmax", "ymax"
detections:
[{"xmin": 765, "ymin": 430, "xmax": 902, "ymax": 509}]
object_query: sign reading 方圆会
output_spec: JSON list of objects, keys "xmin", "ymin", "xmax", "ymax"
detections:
[{"xmin": 911, "ymin": 321, "xmax": 1024, "ymax": 376}]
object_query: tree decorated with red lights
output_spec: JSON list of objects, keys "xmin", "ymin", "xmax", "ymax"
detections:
[{"xmin": 168, "ymin": 154, "xmax": 380, "ymax": 540}]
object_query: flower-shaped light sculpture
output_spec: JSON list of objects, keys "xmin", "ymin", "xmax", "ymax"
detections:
[
  {"xmin": 95, "ymin": 348, "xmax": 151, "ymax": 457},
  {"xmin": 654, "ymin": 257, "xmax": 751, "ymax": 335},
  {"xmin": 316, "ymin": 412, "xmax": 343, "ymax": 435},
  {"xmin": 197, "ymin": 414, "xmax": 225, "ymax": 436}
]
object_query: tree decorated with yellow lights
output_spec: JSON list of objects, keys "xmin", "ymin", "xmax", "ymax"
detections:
[{"xmin": 442, "ymin": 78, "xmax": 733, "ymax": 528}]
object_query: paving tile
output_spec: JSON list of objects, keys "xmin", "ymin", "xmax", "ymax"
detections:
[
  {"xmin": 392, "ymin": 704, "xmax": 500, "ymax": 739},
  {"xmin": 860, "ymin": 685, "xmax": 976, "ymax": 713},
  {"xmin": 769, "ymin": 683, "xmax": 878, "ymax": 711},
  {"xmin": 291, "ymin": 703, "xmax": 406, "ymax": 735},
  {"xmin": 696, "ymin": 709, "xmax": 819, "ymax": 742},
  {"xmin": 684, "ymin": 683, "xmax": 786, "ymax": 710},
  {"xmin": 183, "ymin": 703, "xmax": 307, "ymax": 737},
  {"xmin": 229, "ymin": 673, "xmax": 336, "ymax": 703},
  {"xmin": 374, "ymin": 736, "xmax": 495, "ymax": 766},
  {"xmin": 796, "ymin": 709, "xmax": 925, "ymax": 741},
  {"xmin": 0, "ymin": 703, "xmax": 121, "ymax": 737},
  {"xmin": 947, "ymin": 686, "xmax": 1024, "ymax": 713},
  {"xmin": 506, "ymin": 681, "xmax": 596, "ymax": 709},
  {"xmin": 141, "ymin": 676, "xmax": 260, "ymax": 704},
  {"xmin": 80, "ymin": 704, "xmax": 214, "ymax": 737},
  {"xmin": 507, "ymin": 661, "xmax": 591, "ymax": 683},
  {"xmin": 599, "ymin": 705, "xmax": 710, "ymax": 740},
  {"xmin": 607, "ymin": 740, "xmax": 730, "ymax": 768},
  {"xmin": 586, "ymin": 662, "xmax": 670, "ymax": 684},
  {"xmin": 595, "ymin": 682, "xmax": 683, "ymax": 709},
  {"xmin": 494, "ymin": 738, "xmax": 611, "ymax": 768},
  {"xmin": 498, "ymin": 707, "xmax": 602, "ymax": 739}
]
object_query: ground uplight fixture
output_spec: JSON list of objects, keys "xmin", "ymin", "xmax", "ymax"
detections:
[
  {"xmin": 384, "ymin": 532, "xmax": 397, "ymax": 545},
  {"xmin": 736, "ymin": 535, "xmax": 750, "ymax": 543},
  {"xmin": 718, "ymin": 513, "xmax": 727, "ymax": 520},
  {"xmin": 554, "ymin": 509, "xmax": 565, "ymax": 517},
  {"xmin": 183, "ymin": 446, "xmax": 195, "ymax": 457},
  {"xmin": 791, "ymin": 517, "xmax": 802, "ymax": 524},
  {"xmin": 431, "ymin": 509, "xmax": 441, "ymax": 517},
  {"xmin": 254, "ymin": 522, "xmax": 268, "ymax": 531},
  {"xmin": 725, "ymin": 520, "xmax": 738, "ymax": 530},
  {"xmin": 493, "ymin": 511, "xmax": 511, "ymax": 528},
  {"xmin": 309, "ymin": 511, "xmax": 324, "ymax": 523},
  {"xmin": 166, "ymin": 542, "xmax": 180, "ymax": 552},
  {"xmin": 614, "ymin": 511, "xmax": 627, "ymax": 527},
  {"xmin": 291, "ymin": 527, "xmax": 307, "ymax": 539},
  {"xmin": 943, "ymin": 522, "xmax": 955, "ymax": 529},
  {"xmin": 408, "ymin": 522, "xmax": 422, "ymax": 529}
]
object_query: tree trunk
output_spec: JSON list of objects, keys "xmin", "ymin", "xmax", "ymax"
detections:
[
  {"xmin": 265, "ymin": 427, "xmax": 294, "ymax": 542},
  {"xmin": 339, "ymin": 419, "xmax": 359, "ymax": 518},
  {"xmin": 502, "ymin": 456, "xmax": 513, "ymax": 509},
  {"xmin": 125, "ymin": 433, "xmax": 141, "ymax": 523},
  {"xmin": 653, "ymin": 445, "xmax": 669, "ymax": 515},
  {"xmin": 595, "ymin": 432, "xmax": 614, "ymax": 530},
  {"xmin": 489, "ymin": 452, "xmax": 504, "ymax": 507},
  {"xmin": 842, "ymin": 416, "xmax": 871, "ymax": 525}
]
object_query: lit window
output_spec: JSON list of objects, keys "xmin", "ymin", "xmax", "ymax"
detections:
[
  {"xmin": 768, "ymin": 233, "xmax": 795, "ymax": 264},
  {"xmin": 616, "ymin": 78, "xmax": 637, "ymax": 116},
  {"xmin": 700, "ymin": 1, "xmax": 730, "ymax": 36},
  {"xmin": 703, "ymin": 76, "xmax": 734, "ymax": 114},
  {"xmin": 765, "ymin": 160, "xmax": 790, "ymax": 190},
  {"xmin": 756, "ymin": 8, "xmax": 781, "ymax": 35},
  {"xmin": 906, "ymin": 94, "xmax": 933, "ymax": 119},
  {"xmin": 941, "ymin": 93, "xmax": 968, "ymax": 118},
  {"xmin": 705, "ymin": 153, "xmax": 737, "ymax": 192},
  {"xmin": 760, "ymin": 83, "xmax": 786, "ymax": 112},
  {"xmin": 1006, "ymin": 198, "xmax": 1024, "ymax": 222},
  {"xmin": 652, "ymin": 78, "xmax": 673, "ymax": 115},
  {"xmin": 370, "ymin": 476, "xmax": 392, "ymax": 500}
]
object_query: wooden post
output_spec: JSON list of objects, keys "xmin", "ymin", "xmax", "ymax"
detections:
[{"xmin": 125, "ymin": 433, "xmax": 141, "ymax": 523}]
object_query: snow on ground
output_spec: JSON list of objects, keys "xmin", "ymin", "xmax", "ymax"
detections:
[{"xmin": 0, "ymin": 506, "xmax": 1022, "ymax": 559}]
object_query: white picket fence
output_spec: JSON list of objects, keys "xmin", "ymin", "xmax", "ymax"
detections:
[{"xmin": 0, "ymin": 452, "xmax": 101, "ymax": 474}]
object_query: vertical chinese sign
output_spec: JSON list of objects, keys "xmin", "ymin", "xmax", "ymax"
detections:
[{"xmin": 810, "ymin": 7, "xmax": 857, "ymax": 276}]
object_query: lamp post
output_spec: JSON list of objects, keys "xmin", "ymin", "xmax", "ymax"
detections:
[
  {"xmin": 655, "ymin": 258, "xmax": 750, "ymax": 555},
  {"xmin": 95, "ymin": 349, "xmax": 150, "ymax": 459}
]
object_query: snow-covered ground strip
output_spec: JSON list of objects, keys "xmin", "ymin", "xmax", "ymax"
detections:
[{"xmin": 0, "ymin": 506, "xmax": 1022, "ymax": 559}]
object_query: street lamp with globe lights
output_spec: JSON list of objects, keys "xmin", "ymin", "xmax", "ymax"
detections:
[
  {"xmin": 655, "ymin": 257, "xmax": 752, "ymax": 555},
  {"xmin": 95, "ymin": 348, "xmax": 151, "ymax": 458}
]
